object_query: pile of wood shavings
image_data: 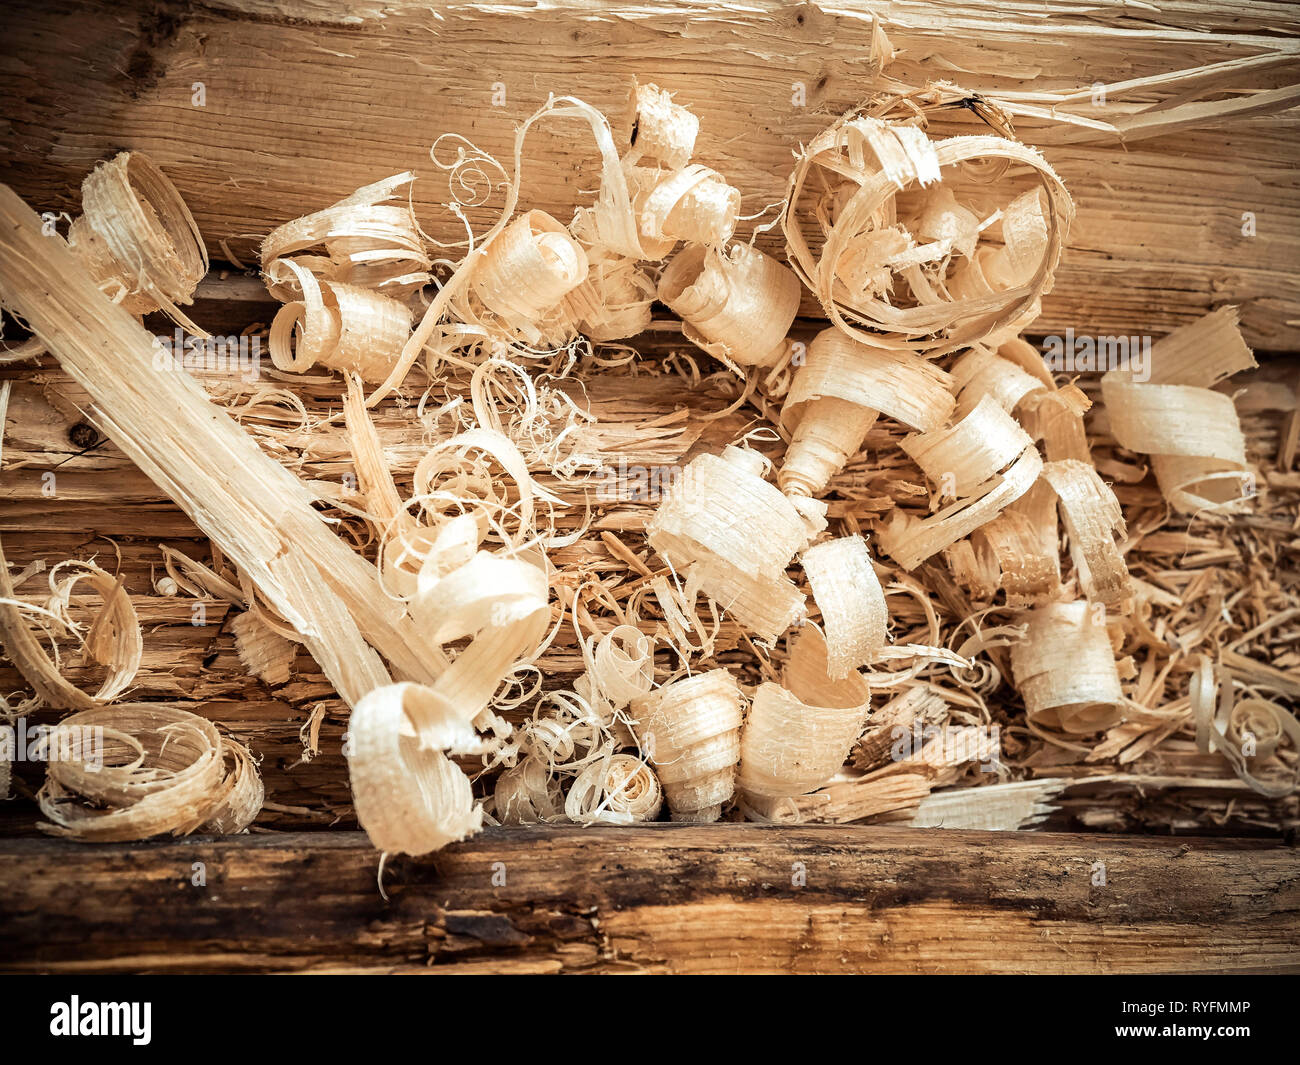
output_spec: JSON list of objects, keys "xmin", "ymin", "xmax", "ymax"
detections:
[{"xmin": 0, "ymin": 79, "xmax": 1296, "ymax": 848}]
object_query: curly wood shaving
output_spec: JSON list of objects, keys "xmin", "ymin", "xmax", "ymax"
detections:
[
  {"xmin": 738, "ymin": 627, "xmax": 871, "ymax": 799},
  {"xmin": 633, "ymin": 163, "xmax": 740, "ymax": 250},
  {"xmin": 682, "ymin": 558, "xmax": 806, "ymax": 646},
  {"xmin": 972, "ymin": 482, "xmax": 1062, "ymax": 606},
  {"xmin": 574, "ymin": 622, "xmax": 654, "ymax": 728},
  {"xmin": 37, "ymin": 704, "xmax": 262, "ymax": 842},
  {"xmin": 878, "ymin": 398, "xmax": 1043, "ymax": 570},
  {"xmin": 625, "ymin": 81, "xmax": 699, "ymax": 170},
  {"xmin": 0, "ymin": 532, "xmax": 143, "ymax": 713},
  {"xmin": 564, "ymin": 751, "xmax": 662, "ymax": 824},
  {"xmin": 1010, "ymin": 601, "xmax": 1125, "ymax": 735},
  {"xmin": 1191, "ymin": 657, "xmax": 1299, "ymax": 798},
  {"xmin": 904, "ymin": 394, "xmax": 1033, "ymax": 496},
  {"xmin": 261, "ymin": 172, "xmax": 431, "ymax": 301},
  {"xmin": 346, "ymin": 682, "xmax": 485, "ymax": 854},
  {"xmin": 968, "ymin": 336, "xmax": 1093, "ymax": 462},
  {"xmin": 269, "ymin": 259, "xmax": 412, "ymax": 382},
  {"xmin": 658, "ymin": 243, "xmax": 801, "ymax": 372},
  {"xmin": 565, "ymin": 240, "xmax": 655, "ymax": 342},
  {"xmin": 783, "ymin": 114, "xmax": 1073, "ymax": 356},
  {"xmin": 779, "ymin": 327, "xmax": 954, "ymax": 496},
  {"xmin": 650, "ymin": 447, "xmax": 815, "ymax": 577},
  {"xmin": 647, "ymin": 446, "xmax": 816, "ymax": 643},
  {"xmin": 1102, "ymin": 308, "xmax": 1258, "ymax": 514},
  {"xmin": 374, "ymin": 95, "xmax": 657, "ymax": 405},
  {"xmin": 1041, "ymin": 459, "xmax": 1132, "ymax": 606},
  {"xmin": 802, "ymin": 535, "xmax": 887, "ymax": 678},
  {"xmin": 630, "ymin": 667, "xmax": 743, "ymax": 822},
  {"xmin": 67, "ymin": 152, "xmax": 208, "ymax": 334},
  {"xmin": 494, "ymin": 755, "xmax": 564, "ymax": 824},
  {"xmin": 468, "ymin": 209, "xmax": 589, "ymax": 341}
]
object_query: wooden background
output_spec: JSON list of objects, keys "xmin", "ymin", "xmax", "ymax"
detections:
[
  {"xmin": 1, "ymin": 0, "xmax": 1298, "ymax": 346},
  {"xmin": 1, "ymin": 0, "xmax": 1298, "ymax": 973}
]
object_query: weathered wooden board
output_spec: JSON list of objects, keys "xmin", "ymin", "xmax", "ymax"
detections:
[
  {"xmin": 1, "ymin": 1, "xmax": 1298, "ymax": 345},
  {"xmin": 0, "ymin": 826, "xmax": 1295, "ymax": 973}
]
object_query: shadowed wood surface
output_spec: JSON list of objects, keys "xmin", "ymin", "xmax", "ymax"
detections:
[
  {"xmin": 0, "ymin": 0, "xmax": 1298, "ymax": 345},
  {"xmin": 0, "ymin": 826, "xmax": 1296, "ymax": 973}
]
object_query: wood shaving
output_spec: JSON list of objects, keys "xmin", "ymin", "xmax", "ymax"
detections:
[{"xmin": 36, "ymin": 705, "xmax": 262, "ymax": 842}]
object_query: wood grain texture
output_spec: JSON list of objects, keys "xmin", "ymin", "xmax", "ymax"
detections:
[
  {"xmin": 0, "ymin": 1, "xmax": 1297, "ymax": 345},
  {"xmin": 0, "ymin": 826, "xmax": 1295, "ymax": 973}
]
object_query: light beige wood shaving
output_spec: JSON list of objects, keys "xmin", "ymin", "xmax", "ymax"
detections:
[
  {"xmin": 230, "ymin": 610, "xmax": 297, "ymax": 687},
  {"xmin": 67, "ymin": 152, "xmax": 209, "ymax": 334},
  {"xmin": 801, "ymin": 535, "xmax": 888, "ymax": 677},
  {"xmin": 779, "ymin": 327, "xmax": 955, "ymax": 495},
  {"xmin": 1040, "ymin": 459, "xmax": 1132, "ymax": 606},
  {"xmin": 647, "ymin": 446, "xmax": 818, "ymax": 642},
  {"xmin": 574, "ymin": 623, "xmax": 654, "ymax": 741},
  {"xmin": 1102, "ymin": 307, "xmax": 1257, "ymax": 514},
  {"xmin": 630, "ymin": 667, "xmax": 743, "ymax": 822},
  {"xmin": 878, "ymin": 396, "xmax": 1043, "ymax": 569},
  {"xmin": 970, "ymin": 482, "xmax": 1062, "ymax": 605},
  {"xmin": 564, "ymin": 239, "xmax": 655, "ymax": 342},
  {"xmin": 0, "ymin": 541, "xmax": 143, "ymax": 713},
  {"xmin": 1010, "ymin": 602, "xmax": 1125, "ymax": 735},
  {"xmin": 626, "ymin": 81, "xmax": 699, "ymax": 170},
  {"xmin": 738, "ymin": 627, "xmax": 871, "ymax": 798},
  {"xmin": 468, "ymin": 209, "xmax": 589, "ymax": 343},
  {"xmin": 564, "ymin": 751, "xmax": 663, "ymax": 824},
  {"xmin": 37, "ymin": 704, "xmax": 262, "ymax": 842},
  {"xmin": 494, "ymin": 756, "xmax": 564, "ymax": 825},
  {"xmin": 261, "ymin": 171, "xmax": 431, "ymax": 300},
  {"xmin": 268, "ymin": 258, "xmax": 412, "ymax": 382},
  {"xmin": 347, "ymin": 682, "xmax": 486, "ymax": 855},
  {"xmin": 783, "ymin": 112, "xmax": 1072, "ymax": 356},
  {"xmin": 1191, "ymin": 657, "xmax": 1299, "ymax": 798},
  {"xmin": 658, "ymin": 243, "xmax": 801, "ymax": 371}
]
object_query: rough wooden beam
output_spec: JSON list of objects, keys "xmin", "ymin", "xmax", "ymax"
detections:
[
  {"xmin": 0, "ymin": 826, "xmax": 1295, "ymax": 973},
  {"xmin": 0, "ymin": 1, "xmax": 1297, "ymax": 344}
]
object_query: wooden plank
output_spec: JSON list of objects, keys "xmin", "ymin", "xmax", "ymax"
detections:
[
  {"xmin": 1, "ymin": 1, "xmax": 1297, "ymax": 345},
  {"xmin": 0, "ymin": 826, "xmax": 1295, "ymax": 973}
]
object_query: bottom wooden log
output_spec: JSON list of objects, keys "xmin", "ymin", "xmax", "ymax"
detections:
[{"xmin": 0, "ymin": 826, "xmax": 1295, "ymax": 974}]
